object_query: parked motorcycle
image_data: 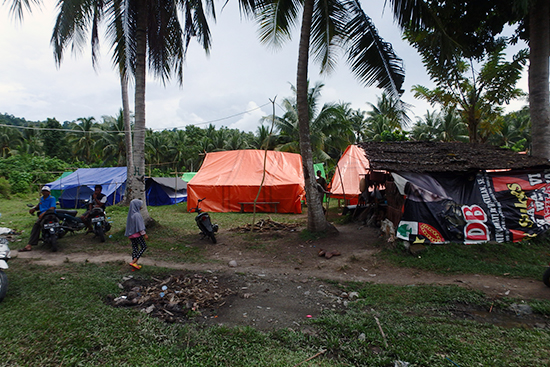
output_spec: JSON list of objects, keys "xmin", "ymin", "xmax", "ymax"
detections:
[
  {"xmin": 190, "ymin": 198, "xmax": 218, "ymax": 244},
  {"xmin": 56, "ymin": 209, "xmax": 86, "ymax": 236},
  {"xmin": 57, "ymin": 200, "xmax": 111, "ymax": 242},
  {"xmin": 543, "ymin": 266, "xmax": 550, "ymax": 288},
  {"xmin": 87, "ymin": 207, "xmax": 111, "ymax": 242},
  {"xmin": 0, "ymin": 237, "xmax": 10, "ymax": 302},
  {"xmin": 27, "ymin": 204, "xmax": 63, "ymax": 252}
]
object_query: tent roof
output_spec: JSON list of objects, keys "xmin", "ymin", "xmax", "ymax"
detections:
[
  {"xmin": 330, "ymin": 145, "xmax": 370, "ymax": 199},
  {"xmin": 358, "ymin": 141, "xmax": 550, "ymax": 173},
  {"xmin": 191, "ymin": 150, "xmax": 304, "ymax": 186},
  {"xmin": 48, "ymin": 167, "xmax": 127, "ymax": 189},
  {"xmin": 147, "ymin": 177, "xmax": 187, "ymax": 190}
]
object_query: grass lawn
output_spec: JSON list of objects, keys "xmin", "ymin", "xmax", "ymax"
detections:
[{"xmin": 1, "ymin": 196, "xmax": 549, "ymax": 366}]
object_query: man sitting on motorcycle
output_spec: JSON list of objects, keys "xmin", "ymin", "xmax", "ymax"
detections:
[
  {"xmin": 19, "ymin": 186, "xmax": 56, "ymax": 252},
  {"xmin": 80, "ymin": 185, "xmax": 107, "ymax": 233}
]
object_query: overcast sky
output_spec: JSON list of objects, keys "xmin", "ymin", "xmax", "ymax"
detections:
[{"xmin": 0, "ymin": 1, "xmax": 529, "ymax": 133}]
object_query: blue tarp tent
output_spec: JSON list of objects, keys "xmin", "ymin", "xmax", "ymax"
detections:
[
  {"xmin": 145, "ymin": 177, "xmax": 187, "ymax": 206},
  {"xmin": 47, "ymin": 167, "xmax": 127, "ymax": 208}
]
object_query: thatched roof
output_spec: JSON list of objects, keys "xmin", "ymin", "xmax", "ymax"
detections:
[{"xmin": 357, "ymin": 141, "xmax": 550, "ymax": 173}]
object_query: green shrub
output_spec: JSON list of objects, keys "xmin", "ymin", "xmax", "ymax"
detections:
[
  {"xmin": 9, "ymin": 171, "xmax": 32, "ymax": 194},
  {"xmin": 0, "ymin": 176, "xmax": 10, "ymax": 198}
]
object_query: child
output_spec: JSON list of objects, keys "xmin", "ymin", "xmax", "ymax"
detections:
[{"xmin": 125, "ymin": 199, "xmax": 148, "ymax": 270}]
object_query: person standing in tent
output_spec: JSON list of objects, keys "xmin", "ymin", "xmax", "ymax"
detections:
[
  {"xmin": 316, "ymin": 170, "xmax": 327, "ymax": 192},
  {"xmin": 125, "ymin": 199, "xmax": 148, "ymax": 270},
  {"xmin": 316, "ymin": 170, "xmax": 330, "ymax": 201},
  {"xmin": 19, "ymin": 186, "xmax": 56, "ymax": 252},
  {"xmin": 81, "ymin": 185, "xmax": 107, "ymax": 233}
]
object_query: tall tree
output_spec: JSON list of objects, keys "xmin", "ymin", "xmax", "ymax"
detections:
[
  {"xmin": 366, "ymin": 92, "xmax": 412, "ymax": 131},
  {"xmin": 51, "ymin": 0, "xmax": 216, "ymax": 221},
  {"xmin": 69, "ymin": 117, "xmax": 99, "ymax": 164},
  {"xmin": 253, "ymin": 0, "xmax": 405, "ymax": 232},
  {"xmin": 41, "ymin": 118, "xmax": 71, "ymax": 161},
  {"xmin": 388, "ymin": 0, "xmax": 549, "ymax": 158},
  {"xmin": 408, "ymin": 37, "xmax": 527, "ymax": 143},
  {"xmin": 99, "ymin": 110, "xmax": 129, "ymax": 166}
]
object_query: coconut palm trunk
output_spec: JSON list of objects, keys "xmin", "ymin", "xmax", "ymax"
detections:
[
  {"xmin": 529, "ymin": 0, "xmax": 550, "ymax": 159},
  {"xmin": 131, "ymin": 2, "xmax": 152, "ymax": 222},
  {"xmin": 120, "ymin": 73, "xmax": 134, "ymax": 205},
  {"xmin": 297, "ymin": 0, "xmax": 336, "ymax": 233}
]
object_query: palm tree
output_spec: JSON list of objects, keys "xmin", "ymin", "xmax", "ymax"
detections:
[
  {"xmin": 252, "ymin": 0, "xmax": 405, "ymax": 232},
  {"xmin": 346, "ymin": 107, "xmax": 368, "ymax": 143},
  {"xmin": 437, "ymin": 108, "xmax": 468, "ymax": 142},
  {"xmin": 366, "ymin": 92, "xmax": 412, "ymax": 130},
  {"xmin": 99, "ymin": 110, "xmax": 128, "ymax": 166},
  {"xmin": 410, "ymin": 110, "xmax": 441, "ymax": 141},
  {"xmin": 68, "ymin": 117, "xmax": 100, "ymax": 164},
  {"xmin": 51, "ymin": 0, "xmax": 216, "ymax": 221},
  {"xmin": 0, "ymin": 125, "xmax": 22, "ymax": 158},
  {"xmin": 272, "ymin": 82, "xmax": 348, "ymax": 163}
]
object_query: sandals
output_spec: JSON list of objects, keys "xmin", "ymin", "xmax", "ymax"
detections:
[
  {"xmin": 19, "ymin": 246, "xmax": 32, "ymax": 252},
  {"xmin": 129, "ymin": 263, "xmax": 142, "ymax": 270}
]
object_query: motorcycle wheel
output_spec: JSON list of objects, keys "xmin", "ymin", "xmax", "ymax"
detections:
[
  {"xmin": 50, "ymin": 235, "xmax": 58, "ymax": 252},
  {"xmin": 0, "ymin": 270, "xmax": 7, "ymax": 302},
  {"xmin": 543, "ymin": 267, "xmax": 550, "ymax": 288},
  {"xmin": 208, "ymin": 232, "xmax": 217, "ymax": 244},
  {"xmin": 97, "ymin": 225, "xmax": 106, "ymax": 243}
]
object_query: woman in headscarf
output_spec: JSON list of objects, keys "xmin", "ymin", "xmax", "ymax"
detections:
[{"xmin": 125, "ymin": 199, "xmax": 148, "ymax": 270}]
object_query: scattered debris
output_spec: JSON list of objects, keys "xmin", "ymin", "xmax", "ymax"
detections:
[
  {"xmin": 107, "ymin": 272, "xmax": 234, "ymax": 323},
  {"xmin": 317, "ymin": 249, "xmax": 341, "ymax": 259},
  {"xmin": 230, "ymin": 218, "xmax": 300, "ymax": 232}
]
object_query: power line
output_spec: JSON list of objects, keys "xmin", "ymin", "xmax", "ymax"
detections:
[{"xmin": 0, "ymin": 102, "xmax": 275, "ymax": 133}]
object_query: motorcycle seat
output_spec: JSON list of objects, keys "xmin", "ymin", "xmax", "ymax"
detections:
[{"xmin": 57, "ymin": 209, "xmax": 78, "ymax": 217}]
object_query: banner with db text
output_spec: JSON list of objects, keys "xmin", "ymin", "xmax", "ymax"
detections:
[{"xmin": 395, "ymin": 170, "xmax": 550, "ymax": 244}]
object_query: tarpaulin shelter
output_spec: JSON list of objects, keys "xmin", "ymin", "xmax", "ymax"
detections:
[
  {"xmin": 355, "ymin": 141, "xmax": 550, "ymax": 244},
  {"xmin": 182, "ymin": 172, "xmax": 197, "ymax": 183},
  {"xmin": 187, "ymin": 150, "xmax": 305, "ymax": 213},
  {"xmin": 50, "ymin": 171, "xmax": 73, "ymax": 200},
  {"xmin": 329, "ymin": 145, "xmax": 372, "ymax": 204},
  {"xmin": 146, "ymin": 177, "xmax": 187, "ymax": 206},
  {"xmin": 47, "ymin": 167, "xmax": 127, "ymax": 209}
]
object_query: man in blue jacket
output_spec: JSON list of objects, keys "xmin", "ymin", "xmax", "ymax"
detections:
[{"xmin": 19, "ymin": 186, "xmax": 56, "ymax": 252}]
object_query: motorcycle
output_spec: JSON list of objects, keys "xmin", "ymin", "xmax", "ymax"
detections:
[
  {"xmin": 27, "ymin": 204, "xmax": 66, "ymax": 251},
  {"xmin": 57, "ymin": 200, "xmax": 111, "ymax": 242},
  {"xmin": 87, "ymin": 206, "xmax": 111, "ymax": 243},
  {"xmin": 0, "ymin": 237, "xmax": 10, "ymax": 302},
  {"xmin": 190, "ymin": 198, "xmax": 218, "ymax": 244},
  {"xmin": 56, "ymin": 208, "xmax": 86, "ymax": 236},
  {"xmin": 543, "ymin": 266, "xmax": 550, "ymax": 288}
]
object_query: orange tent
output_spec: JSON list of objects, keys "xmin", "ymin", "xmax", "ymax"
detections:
[
  {"xmin": 329, "ymin": 145, "xmax": 370, "ymax": 204},
  {"xmin": 187, "ymin": 150, "xmax": 306, "ymax": 213}
]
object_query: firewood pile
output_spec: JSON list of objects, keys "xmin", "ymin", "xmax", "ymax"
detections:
[
  {"xmin": 110, "ymin": 273, "xmax": 234, "ymax": 323},
  {"xmin": 230, "ymin": 218, "xmax": 300, "ymax": 232}
]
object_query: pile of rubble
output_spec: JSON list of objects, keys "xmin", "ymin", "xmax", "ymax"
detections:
[
  {"xmin": 230, "ymin": 218, "xmax": 300, "ymax": 233},
  {"xmin": 109, "ymin": 273, "xmax": 234, "ymax": 323}
]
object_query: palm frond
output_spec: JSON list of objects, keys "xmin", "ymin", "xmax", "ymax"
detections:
[
  {"xmin": 344, "ymin": 0, "xmax": 405, "ymax": 96},
  {"xmin": 256, "ymin": 0, "xmax": 301, "ymax": 48}
]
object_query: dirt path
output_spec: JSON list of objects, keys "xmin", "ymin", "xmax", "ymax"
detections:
[
  {"xmin": 13, "ymin": 223, "xmax": 550, "ymax": 301},
  {"xmin": 11, "ymin": 223, "xmax": 550, "ymax": 331}
]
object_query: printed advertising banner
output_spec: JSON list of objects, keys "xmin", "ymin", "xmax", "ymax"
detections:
[{"xmin": 395, "ymin": 170, "xmax": 550, "ymax": 244}]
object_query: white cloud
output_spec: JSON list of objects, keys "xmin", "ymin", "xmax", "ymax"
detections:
[{"xmin": 0, "ymin": 0, "xmax": 528, "ymax": 132}]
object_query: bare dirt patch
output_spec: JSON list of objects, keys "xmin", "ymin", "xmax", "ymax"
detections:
[{"xmin": 12, "ymin": 219, "xmax": 550, "ymax": 331}]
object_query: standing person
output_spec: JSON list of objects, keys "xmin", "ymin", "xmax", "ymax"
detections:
[
  {"xmin": 316, "ymin": 170, "xmax": 327, "ymax": 191},
  {"xmin": 20, "ymin": 186, "xmax": 56, "ymax": 252},
  {"xmin": 125, "ymin": 199, "xmax": 148, "ymax": 270},
  {"xmin": 316, "ymin": 170, "xmax": 329, "ymax": 202},
  {"xmin": 81, "ymin": 185, "xmax": 107, "ymax": 233}
]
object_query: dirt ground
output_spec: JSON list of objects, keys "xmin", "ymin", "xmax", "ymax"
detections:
[{"xmin": 12, "ymin": 220, "xmax": 550, "ymax": 331}]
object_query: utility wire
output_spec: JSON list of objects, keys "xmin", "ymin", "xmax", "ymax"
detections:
[{"xmin": 0, "ymin": 101, "xmax": 275, "ymax": 133}]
